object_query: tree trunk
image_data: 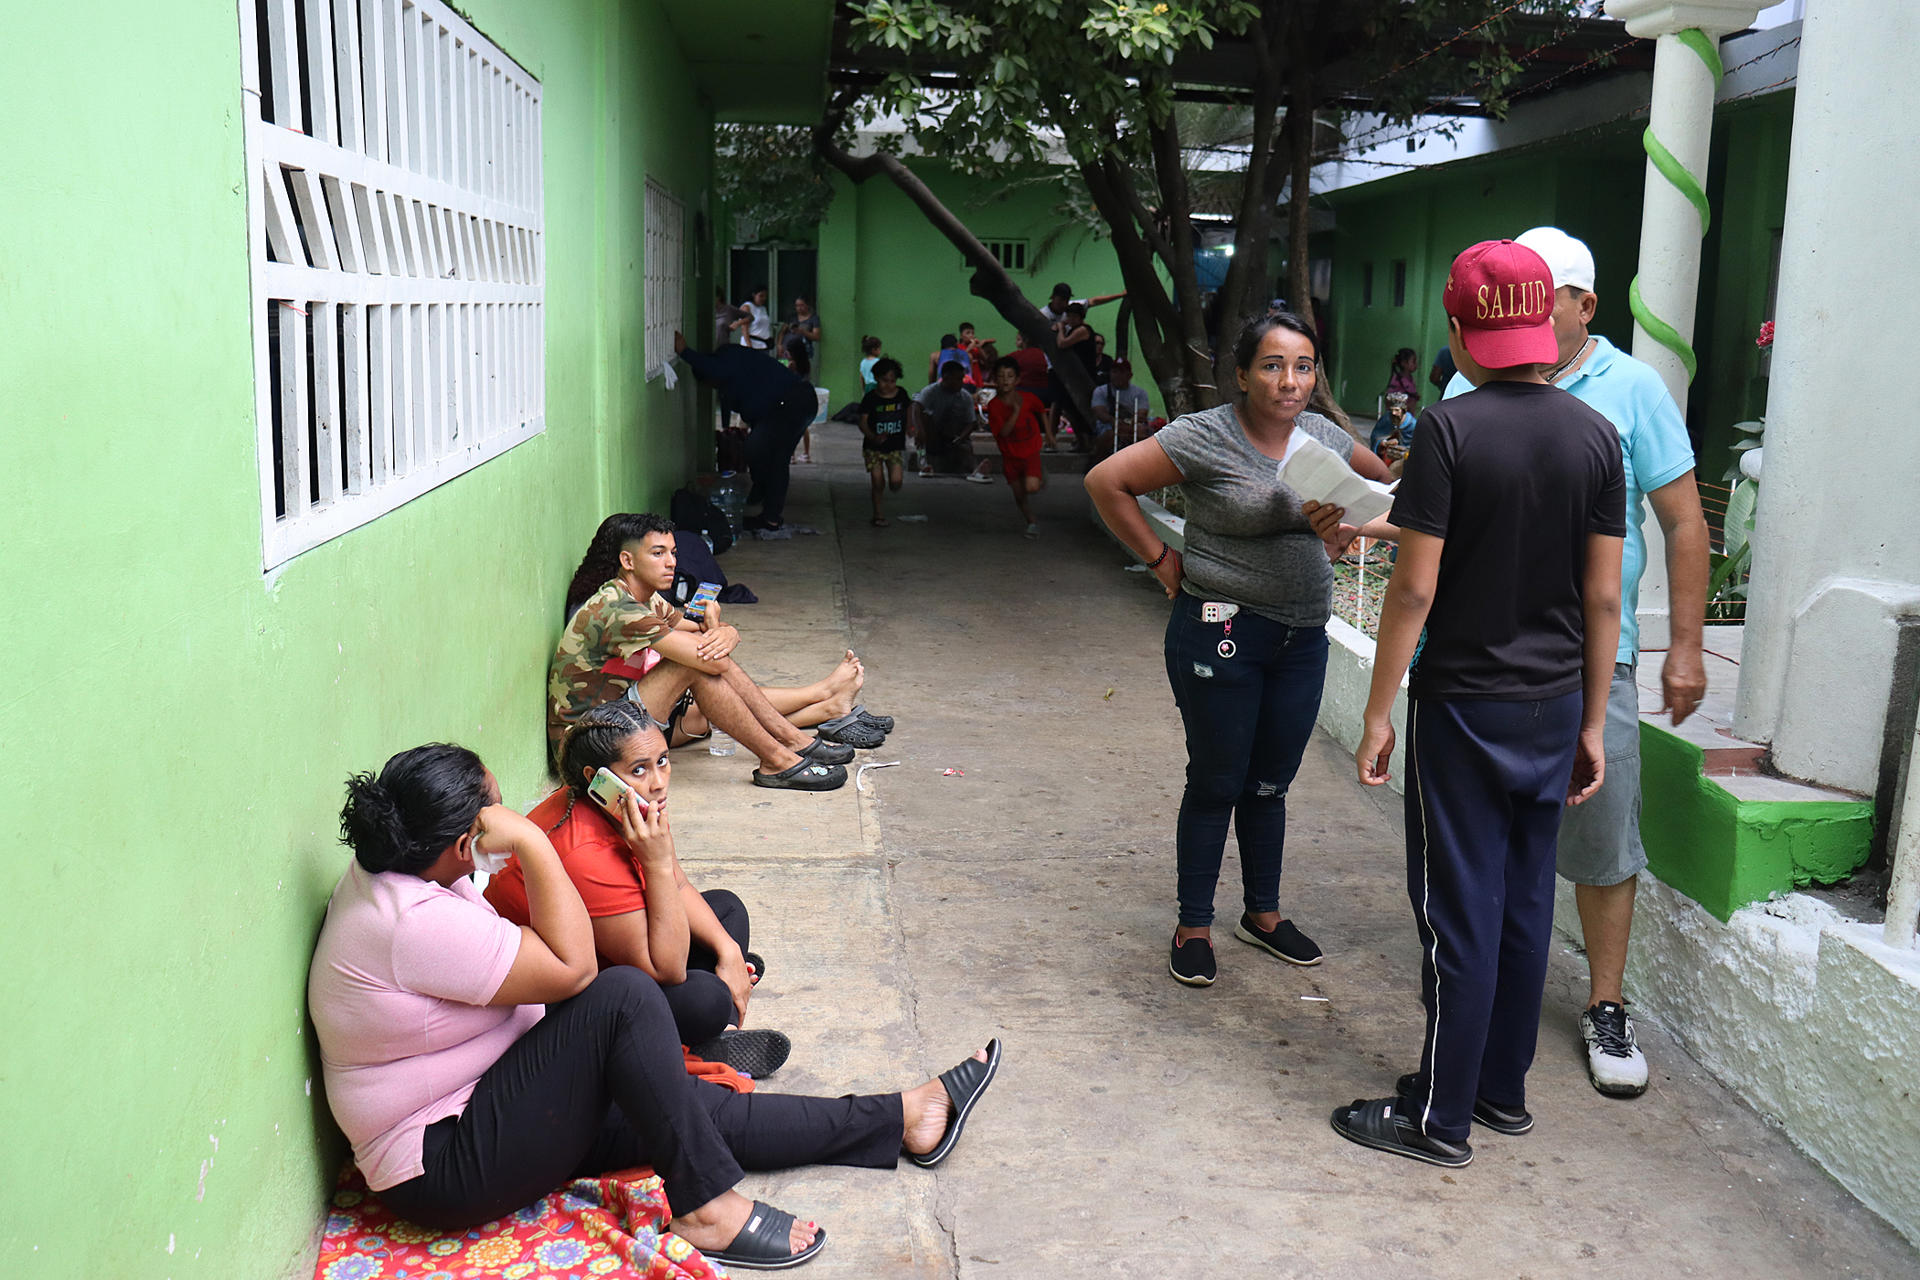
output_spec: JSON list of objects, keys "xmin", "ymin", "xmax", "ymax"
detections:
[
  {"xmin": 1285, "ymin": 41, "xmax": 1316, "ymax": 328},
  {"xmin": 1213, "ymin": 5, "xmax": 1287, "ymax": 395},
  {"xmin": 813, "ymin": 122, "xmax": 1101, "ymax": 432},
  {"xmin": 1077, "ymin": 153, "xmax": 1193, "ymax": 418}
]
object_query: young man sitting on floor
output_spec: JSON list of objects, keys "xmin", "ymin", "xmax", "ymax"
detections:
[{"xmin": 551, "ymin": 514, "xmax": 893, "ymax": 792}]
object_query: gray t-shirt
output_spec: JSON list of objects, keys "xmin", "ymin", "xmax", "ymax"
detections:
[{"xmin": 1155, "ymin": 404, "xmax": 1356, "ymax": 626}]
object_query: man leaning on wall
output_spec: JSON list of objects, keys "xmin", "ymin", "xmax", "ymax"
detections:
[{"xmin": 1443, "ymin": 226, "xmax": 1711, "ymax": 1099}]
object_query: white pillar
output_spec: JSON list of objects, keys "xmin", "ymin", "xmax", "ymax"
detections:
[
  {"xmin": 1605, "ymin": 1, "xmax": 1759, "ymax": 649},
  {"xmin": 1733, "ymin": 0, "xmax": 1920, "ymax": 792}
]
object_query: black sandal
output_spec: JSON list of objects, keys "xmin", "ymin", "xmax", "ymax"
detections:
[
  {"xmin": 814, "ymin": 712, "xmax": 886, "ymax": 749},
  {"xmin": 689, "ymin": 1028, "xmax": 791, "ymax": 1078},
  {"xmin": 664, "ymin": 689, "xmax": 709, "ymax": 748},
  {"xmin": 850, "ymin": 705, "xmax": 895, "ymax": 733},
  {"xmin": 750, "ymin": 760, "xmax": 847, "ymax": 792},
  {"xmin": 800, "ymin": 737, "xmax": 856, "ymax": 765},
  {"xmin": 703, "ymin": 1201, "xmax": 826, "ymax": 1271},
  {"xmin": 907, "ymin": 1039, "xmax": 1003, "ymax": 1168},
  {"xmin": 744, "ymin": 951, "xmax": 766, "ymax": 986},
  {"xmin": 1330, "ymin": 1096, "xmax": 1472, "ymax": 1168},
  {"xmin": 1395, "ymin": 1073, "xmax": 1533, "ymax": 1135}
]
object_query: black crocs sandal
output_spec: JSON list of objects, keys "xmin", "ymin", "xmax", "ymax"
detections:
[
  {"xmin": 704, "ymin": 1201, "xmax": 826, "ymax": 1271},
  {"xmin": 1330, "ymin": 1096, "xmax": 1472, "ymax": 1168},
  {"xmin": 690, "ymin": 1028, "xmax": 791, "ymax": 1078},
  {"xmin": 1395, "ymin": 1073, "xmax": 1533, "ymax": 1135},
  {"xmin": 751, "ymin": 760, "xmax": 848, "ymax": 791},
  {"xmin": 800, "ymin": 736, "xmax": 856, "ymax": 765},
  {"xmin": 814, "ymin": 712, "xmax": 886, "ymax": 749},
  {"xmin": 850, "ymin": 704, "xmax": 894, "ymax": 733},
  {"xmin": 908, "ymin": 1039, "xmax": 1003, "ymax": 1168}
]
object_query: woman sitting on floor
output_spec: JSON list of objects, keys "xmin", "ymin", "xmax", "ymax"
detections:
[
  {"xmin": 308, "ymin": 742, "xmax": 1001, "ymax": 1270},
  {"xmin": 486, "ymin": 700, "xmax": 789, "ymax": 1074}
]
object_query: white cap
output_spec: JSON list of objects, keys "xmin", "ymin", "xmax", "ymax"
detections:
[{"xmin": 1514, "ymin": 226, "xmax": 1595, "ymax": 293}]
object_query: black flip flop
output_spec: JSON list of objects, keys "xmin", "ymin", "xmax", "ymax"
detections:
[
  {"xmin": 745, "ymin": 951, "xmax": 766, "ymax": 986},
  {"xmin": 751, "ymin": 760, "xmax": 847, "ymax": 792},
  {"xmin": 908, "ymin": 1039, "xmax": 1003, "ymax": 1169},
  {"xmin": 1330, "ymin": 1096, "xmax": 1472, "ymax": 1168},
  {"xmin": 1395, "ymin": 1072, "xmax": 1533, "ymax": 1135},
  {"xmin": 703, "ymin": 1201, "xmax": 825, "ymax": 1271},
  {"xmin": 690, "ymin": 1028, "xmax": 791, "ymax": 1078},
  {"xmin": 815, "ymin": 712, "xmax": 886, "ymax": 749},
  {"xmin": 850, "ymin": 705, "xmax": 895, "ymax": 733}
]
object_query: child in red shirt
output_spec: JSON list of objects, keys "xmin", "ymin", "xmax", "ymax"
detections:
[{"xmin": 986, "ymin": 356, "xmax": 1048, "ymax": 537}]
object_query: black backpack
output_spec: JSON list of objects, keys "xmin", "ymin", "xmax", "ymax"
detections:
[
  {"xmin": 669, "ymin": 529, "xmax": 729, "ymax": 605},
  {"xmin": 670, "ymin": 487, "xmax": 733, "ymax": 555}
]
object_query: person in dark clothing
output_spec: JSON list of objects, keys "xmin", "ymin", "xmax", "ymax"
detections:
[
  {"xmin": 1323, "ymin": 239, "xmax": 1625, "ymax": 1169},
  {"xmin": 674, "ymin": 331, "xmax": 815, "ymax": 530}
]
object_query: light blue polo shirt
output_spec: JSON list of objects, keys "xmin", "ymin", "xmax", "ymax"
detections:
[{"xmin": 1445, "ymin": 336, "xmax": 1694, "ymax": 664}]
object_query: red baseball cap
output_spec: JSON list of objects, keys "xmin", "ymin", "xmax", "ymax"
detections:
[{"xmin": 1442, "ymin": 240, "xmax": 1558, "ymax": 369}]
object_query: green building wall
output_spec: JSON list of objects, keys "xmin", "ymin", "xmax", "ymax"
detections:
[
  {"xmin": 0, "ymin": 3, "xmax": 714, "ymax": 1276},
  {"xmin": 1320, "ymin": 94, "xmax": 1792, "ymax": 484},
  {"xmin": 813, "ymin": 165, "xmax": 1148, "ymax": 414}
]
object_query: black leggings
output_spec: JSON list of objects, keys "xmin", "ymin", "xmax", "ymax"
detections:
[
  {"xmin": 378, "ymin": 967, "xmax": 903, "ymax": 1229},
  {"xmin": 662, "ymin": 889, "xmax": 749, "ymax": 1045}
]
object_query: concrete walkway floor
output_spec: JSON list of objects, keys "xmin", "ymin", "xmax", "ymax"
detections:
[{"xmin": 661, "ymin": 423, "xmax": 1917, "ymax": 1279}]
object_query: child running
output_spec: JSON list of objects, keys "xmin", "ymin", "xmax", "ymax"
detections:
[
  {"xmin": 859, "ymin": 358, "xmax": 911, "ymax": 527},
  {"xmin": 985, "ymin": 356, "xmax": 1048, "ymax": 537}
]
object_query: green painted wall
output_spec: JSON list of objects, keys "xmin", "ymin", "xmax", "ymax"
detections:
[
  {"xmin": 813, "ymin": 165, "xmax": 1150, "ymax": 415},
  {"xmin": 1639, "ymin": 726, "xmax": 1871, "ymax": 922},
  {"xmin": 0, "ymin": 2, "xmax": 714, "ymax": 1277},
  {"xmin": 1321, "ymin": 96, "xmax": 1792, "ymax": 484}
]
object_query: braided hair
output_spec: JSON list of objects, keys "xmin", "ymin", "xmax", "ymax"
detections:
[
  {"xmin": 548, "ymin": 700, "xmax": 664, "ymax": 831},
  {"xmin": 338, "ymin": 744, "xmax": 488, "ymax": 876},
  {"xmin": 564, "ymin": 513, "xmax": 676, "ymax": 617}
]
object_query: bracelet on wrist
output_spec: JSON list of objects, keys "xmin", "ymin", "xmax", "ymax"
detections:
[{"xmin": 1147, "ymin": 542, "xmax": 1172, "ymax": 569}]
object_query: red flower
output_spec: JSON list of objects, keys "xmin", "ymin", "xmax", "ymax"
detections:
[{"xmin": 1756, "ymin": 320, "xmax": 1775, "ymax": 349}]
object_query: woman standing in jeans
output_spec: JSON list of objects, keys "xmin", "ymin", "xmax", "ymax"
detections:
[{"xmin": 1086, "ymin": 313, "xmax": 1392, "ymax": 986}]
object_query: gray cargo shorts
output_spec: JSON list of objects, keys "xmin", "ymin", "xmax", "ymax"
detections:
[{"xmin": 1556, "ymin": 663, "xmax": 1647, "ymax": 887}]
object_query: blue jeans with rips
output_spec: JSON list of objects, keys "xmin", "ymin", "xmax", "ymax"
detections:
[{"xmin": 1163, "ymin": 593, "xmax": 1329, "ymax": 929}]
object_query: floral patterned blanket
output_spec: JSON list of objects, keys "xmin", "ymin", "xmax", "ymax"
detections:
[{"xmin": 314, "ymin": 1167, "xmax": 729, "ymax": 1280}]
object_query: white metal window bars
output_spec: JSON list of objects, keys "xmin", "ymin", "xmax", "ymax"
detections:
[
  {"xmin": 239, "ymin": 0, "xmax": 544, "ymax": 569},
  {"xmin": 644, "ymin": 180, "xmax": 685, "ymax": 380}
]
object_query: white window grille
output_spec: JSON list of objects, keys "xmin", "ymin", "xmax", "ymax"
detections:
[
  {"xmin": 644, "ymin": 180, "xmax": 686, "ymax": 379},
  {"xmin": 239, "ymin": 0, "xmax": 544, "ymax": 568}
]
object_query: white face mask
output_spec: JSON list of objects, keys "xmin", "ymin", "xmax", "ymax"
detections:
[{"xmin": 470, "ymin": 839, "xmax": 513, "ymax": 876}]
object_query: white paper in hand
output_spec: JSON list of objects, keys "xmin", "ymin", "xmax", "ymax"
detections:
[{"xmin": 1277, "ymin": 434, "xmax": 1397, "ymax": 528}]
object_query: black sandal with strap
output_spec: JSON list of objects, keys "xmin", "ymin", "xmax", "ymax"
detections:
[
  {"xmin": 703, "ymin": 1200, "xmax": 826, "ymax": 1271},
  {"xmin": 1330, "ymin": 1096, "xmax": 1473, "ymax": 1168},
  {"xmin": 908, "ymin": 1039, "xmax": 1003, "ymax": 1169}
]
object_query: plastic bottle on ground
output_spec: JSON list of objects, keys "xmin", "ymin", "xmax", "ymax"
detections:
[{"xmin": 708, "ymin": 729, "xmax": 737, "ymax": 757}]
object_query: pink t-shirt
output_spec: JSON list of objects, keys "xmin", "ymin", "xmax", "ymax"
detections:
[{"xmin": 307, "ymin": 862, "xmax": 542, "ymax": 1190}]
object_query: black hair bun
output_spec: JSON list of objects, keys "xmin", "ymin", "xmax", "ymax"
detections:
[{"xmin": 338, "ymin": 771, "xmax": 414, "ymax": 873}]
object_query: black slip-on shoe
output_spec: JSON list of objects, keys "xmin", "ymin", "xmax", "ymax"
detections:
[
  {"xmin": 814, "ymin": 714, "xmax": 887, "ymax": 749},
  {"xmin": 1169, "ymin": 935, "xmax": 1217, "ymax": 986},
  {"xmin": 1233, "ymin": 913, "xmax": 1324, "ymax": 966}
]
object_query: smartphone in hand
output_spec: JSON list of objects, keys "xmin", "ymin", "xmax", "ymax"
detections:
[
  {"xmin": 683, "ymin": 581, "xmax": 721, "ymax": 620},
  {"xmin": 587, "ymin": 767, "xmax": 650, "ymax": 817}
]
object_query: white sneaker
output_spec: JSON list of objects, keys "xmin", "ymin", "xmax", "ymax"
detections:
[
  {"xmin": 1581, "ymin": 1000, "xmax": 1649, "ymax": 1097},
  {"xmin": 962, "ymin": 472, "xmax": 992, "ymax": 484},
  {"xmin": 1024, "ymin": 522, "xmax": 1038, "ymax": 539}
]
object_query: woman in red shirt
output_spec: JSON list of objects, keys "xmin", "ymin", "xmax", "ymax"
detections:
[{"xmin": 487, "ymin": 698, "xmax": 781, "ymax": 1071}]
